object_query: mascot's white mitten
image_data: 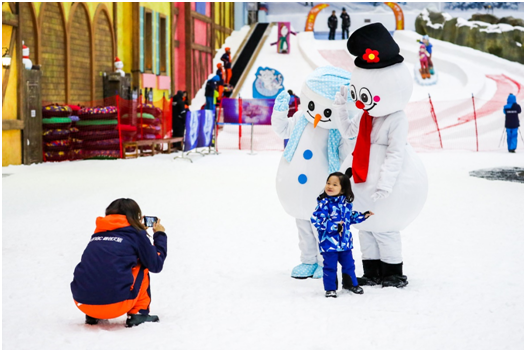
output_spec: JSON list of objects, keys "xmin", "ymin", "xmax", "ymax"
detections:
[
  {"xmin": 371, "ymin": 189, "xmax": 390, "ymax": 202},
  {"xmin": 333, "ymin": 85, "xmax": 358, "ymax": 138},
  {"xmin": 274, "ymin": 90, "xmax": 290, "ymax": 112}
]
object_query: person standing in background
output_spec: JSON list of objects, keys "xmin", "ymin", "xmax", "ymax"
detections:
[
  {"xmin": 221, "ymin": 47, "xmax": 232, "ymax": 84},
  {"xmin": 216, "ymin": 63, "xmax": 225, "ymax": 100},
  {"xmin": 340, "ymin": 8, "xmax": 351, "ymax": 39},
  {"xmin": 328, "ymin": 10, "xmax": 338, "ymax": 40},
  {"xmin": 172, "ymin": 91, "xmax": 187, "ymax": 150},
  {"xmin": 503, "ymin": 93, "xmax": 522, "ymax": 153}
]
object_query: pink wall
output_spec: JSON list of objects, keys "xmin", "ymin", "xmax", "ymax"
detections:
[{"xmin": 174, "ymin": 2, "xmax": 186, "ymax": 93}]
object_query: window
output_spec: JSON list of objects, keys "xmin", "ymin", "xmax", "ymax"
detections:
[
  {"xmin": 160, "ymin": 15, "xmax": 167, "ymax": 74},
  {"xmin": 144, "ymin": 9, "xmax": 153, "ymax": 72}
]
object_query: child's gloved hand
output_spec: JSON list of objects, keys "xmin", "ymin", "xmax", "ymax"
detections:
[
  {"xmin": 274, "ymin": 90, "xmax": 290, "ymax": 112},
  {"xmin": 371, "ymin": 190, "xmax": 389, "ymax": 202}
]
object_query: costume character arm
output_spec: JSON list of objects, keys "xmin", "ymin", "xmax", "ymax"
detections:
[
  {"xmin": 376, "ymin": 112, "xmax": 408, "ymax": 194},
  {"xmin": 136, "ymin": 230, "xmax": 167, "ymax": 273},
  {"xmin": 333, "ymin": 85, "xmax": 360, "ymax": 139},
  {"xmin": 272, "ymin": 91, "xmax": 300, "ymax": 139}
]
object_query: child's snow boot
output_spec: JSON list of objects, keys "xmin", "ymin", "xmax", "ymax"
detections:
[
  {"xmin": 430, "ymin": 67, "xmax": 435, "ymax": 75},
  {"xmin": 325, "ymin": 290, "xmax": 337, "ymax": 298},
  {"xmin": 342, "ymin": 273, "xmax": 364, "ymax": 294},
  {"xmin": 381, "ymin": 262, "xmax": 408, "ymax": 288},
  {"xmin": 85, "ymin": 315, "xmax": 99, "ymax": 325},
  {"xmin": 291, "ymin": 263, "xmax": 318, "ymax": 279},
  {"xmin": 357, "ymin": 260, "xmax": 382, "ymax": 286},
  {"xmin": 312, "ymin": 265, "xmax": 323, "ymax": 279},
  {"xmin": 125, "ymin": 314, "xmax": 160, "ymax": 328}
]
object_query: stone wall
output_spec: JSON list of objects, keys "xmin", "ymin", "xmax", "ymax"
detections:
[{"xmin": 415, "ymin": 10, "xmax": 524, "ymax": 64}]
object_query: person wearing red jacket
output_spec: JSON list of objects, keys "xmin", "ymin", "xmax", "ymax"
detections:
[
  {"xmin": 71, "ymin": 198, "xmax": 168, "ymax": 327},
  {"xmin": 220, "ymin": 47, "xmax": 232, "ymax": 84}
]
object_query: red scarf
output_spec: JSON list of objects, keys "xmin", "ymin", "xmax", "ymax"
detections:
[{"xmin": 352, "ymin": 111, "xmax": 373, "ymax": 183}]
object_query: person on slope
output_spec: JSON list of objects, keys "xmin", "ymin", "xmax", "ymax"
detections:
[
  {"xmin": 71, "ymin": 198, "xmax": 167, "ymax": 327},
  {"xmin": 503, "ymin": 93, "xmax": 522, "ymax": 153}
]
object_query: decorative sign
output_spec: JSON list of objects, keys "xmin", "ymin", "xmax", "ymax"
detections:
[
  {"xmin": 277, "ymin": 22, "xmax": 291, "ymax": 54},
  {"xmin": 222, "ymin": 98, "xmax": 275, "ymax": 125},
  {"xmin": 252, "ymin": 67, "xmax": 284, "ymax": 99},
  {"xmin": 184, "ymin": 110, "xmax": 216, "ymax": 151},
  {"xmin": 305, "ymin": 4, "xmax": 329, "ymax": 31}
]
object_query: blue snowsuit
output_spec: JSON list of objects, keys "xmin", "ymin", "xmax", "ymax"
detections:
[
  {"xmin": 311, "ymin": 195, "xmax": 367, "ymax": 291},
  {"xmin": 503, "ymin": 94, "xmax": 522, "ymax": 152}
]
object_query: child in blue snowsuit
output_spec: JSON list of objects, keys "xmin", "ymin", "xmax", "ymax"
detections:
[{"xmin": 311, "ymin": 168, "xmax": 373, "ymax": 298}]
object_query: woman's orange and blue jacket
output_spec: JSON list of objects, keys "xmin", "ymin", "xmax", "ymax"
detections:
[{"xmin": 71, "ymin": 215, "xmax": 167, "ymax": 305}]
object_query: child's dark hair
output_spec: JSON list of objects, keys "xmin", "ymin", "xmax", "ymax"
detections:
[
  {"xmin": 105, "ymin": 198, "xmax": 146, "ymax": 231},
  {"xmin": 317, "ymin": 168, "xmax": 354, "ymax": 202}
]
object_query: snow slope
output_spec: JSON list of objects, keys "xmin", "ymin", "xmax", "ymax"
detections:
[{"xmin": 2, "ymin": 149, "xmax": 523, "ymax": 349}]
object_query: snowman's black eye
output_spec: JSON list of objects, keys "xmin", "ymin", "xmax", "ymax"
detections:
[
  {"xmin": 359, "ymin": 87, "xmax": 372, "ymax": 105},
  {"xmin": 324, "ymin": 109, "xmax": 332, "ymax": 118},
  {"xmin": 308, "ymin": 101, "xmax": 315, "ymax": 111},
  {"xmin": 349, "ymin": 85, "xmax": 357, "ymax": 101}
]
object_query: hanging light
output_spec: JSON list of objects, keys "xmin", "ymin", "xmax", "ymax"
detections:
[{"xmin": 2, "ymin": 47, "xmax": 11, "ymax": 68}]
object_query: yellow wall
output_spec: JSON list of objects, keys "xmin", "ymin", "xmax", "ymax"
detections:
[
  {"xmin": 2, "ymin": 19, "xmax": 21, "ymax": 166},
  {"xmin": 116, "ymin": 2, "xmax": 133, "ymax": 73}
]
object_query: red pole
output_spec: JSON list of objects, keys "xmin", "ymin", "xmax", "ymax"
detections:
[
  {"xmin": 472, "ymin": 93, "xmax": 479, "ymax": 152},
  {"xmin": 238, "ymin": 97, "xmax": 242, "ymax": 150},
  {"xmin": 428, "ymin": 94, "xmax": 443, "ymax": 149},
  {"xmin": 216, "ymin": 98, "xmax": 223, "ymax": 152},
  {"xmin": 117, "ymin": 94, "xmax": 123, "ymax": 158},
  {"xmin": 140, "ymin": 90, "xmax": 144, "ymax": 139}
]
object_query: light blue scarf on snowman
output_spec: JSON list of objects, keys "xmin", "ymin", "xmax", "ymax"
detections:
[
  {"xmin": 283, "ymin": 114, "xmax": 342, "ymax": 173},
  {"xmin": 282, "ymin": 66, "xmax": 351, "ymax": 174}
]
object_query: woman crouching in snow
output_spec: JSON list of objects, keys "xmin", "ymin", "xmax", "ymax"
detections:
[{"xmin": 71, "ymin": 198, "xmax": 167, "ymax": 327}]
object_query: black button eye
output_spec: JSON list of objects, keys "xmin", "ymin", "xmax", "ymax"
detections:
[
  {"xmin": 324, "ymin": 109, "xmax": 332, "ymax": 118},
  {"xmin": 360, "ymin": 93, "xmax": 368, "ymax": 103},
  {"xmin": 308, "ymin": 101, "xmax": 315, "ymax": 111}
]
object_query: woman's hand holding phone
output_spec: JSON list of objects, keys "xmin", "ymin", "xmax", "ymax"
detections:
[{"xmin": 153, "ymin": 219, "xmax": 165, "ymax": 233}]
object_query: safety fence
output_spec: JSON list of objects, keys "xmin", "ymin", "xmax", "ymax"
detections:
[{"xmin": 215, "ymin": 93, "xmax": 524, "ymax": 153}]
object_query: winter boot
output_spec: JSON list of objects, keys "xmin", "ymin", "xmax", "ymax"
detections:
[
  {"xmin": 85, "ymin": 315, "xmax": 99, "ymax": 325},
  {"xmin": 357, "ymin": 260, "xmax": 382, "ymax": 286},
  {"xmin": 291, "ymin": 263, "xmax": 318, "ymax": 279},
  {"xmin": 125, "ymin": 314, "xmax": 160, "ymax": 328},
  {"xmin": 312, "ymin": 265, "xmax": 323, "ymax": 279},
  {"xmin": 325, "ymin": 290, "xmax": 337, "ymax": 298},
  {"xmin": 348, "ymin": 285, "xmax": 364, "ymax": 294},
  {"xmin": 381, "ymin": 262, "xmax": 408, "ymax": 288},
  {"xmin": 430, "ymin": 67, "xmax": 435, "ymax": 75}
]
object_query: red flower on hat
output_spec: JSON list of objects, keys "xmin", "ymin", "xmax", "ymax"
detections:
[{"xmin": 362, "ymin": 48, "xmax": 380, "ymax": 63}]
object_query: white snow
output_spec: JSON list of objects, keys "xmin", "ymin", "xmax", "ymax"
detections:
[{"xmin": 2, "ymin": 149, "xmax": 524, "ymax": 349}]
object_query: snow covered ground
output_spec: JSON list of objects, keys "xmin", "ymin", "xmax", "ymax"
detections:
[{"xmin": 1, "ymin": 148, "xmax": 524, "ymax": 349}]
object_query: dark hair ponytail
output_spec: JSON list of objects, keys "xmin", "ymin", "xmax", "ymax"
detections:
[
  {"xmin": 317, "ymin": 168, "xmax": 354, "ymax": 202},
  {"xmin": 105, "ymin": 198, "xmax": 146, "ymax": 231}
]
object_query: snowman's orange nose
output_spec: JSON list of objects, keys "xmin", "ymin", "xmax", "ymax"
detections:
[
  {"xmin": 356, "ymin": 101, "xmax": 365, "ymax": 110},
  {"xmin": 313, "ymin": 114, "xmax": 322, "ymax": 128}
]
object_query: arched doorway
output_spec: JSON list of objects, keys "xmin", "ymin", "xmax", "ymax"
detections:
[
  {"xmin": 69, "ymin": 3, "xmax": 92, "ymax": 105},
  {"xmin": 40, "ymin": 2, "xmax": 67, "ymax": 104},
  {"xmin": 93, "ymin": 6, "xmax": 114, "ymax": 102}
]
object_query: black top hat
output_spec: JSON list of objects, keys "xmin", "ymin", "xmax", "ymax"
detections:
[{"xmin": 347, "ymin": 23, "xmax": 404, "ymax": 69}]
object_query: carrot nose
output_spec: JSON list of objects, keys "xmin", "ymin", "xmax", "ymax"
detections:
[{"xmin": 313, "ymin": 114, "xmax": 322, "ymax": 128}]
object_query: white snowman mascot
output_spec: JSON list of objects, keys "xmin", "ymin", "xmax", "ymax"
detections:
[
  {"xmin": 333, "ymin": 23, "xmax": 428, "ymax": 288},
  {"xmin": 114, "ymin": 57, "xmax": 125, "ymax": 77},
  {"xmin": 272, "ymin": 66, "xmax": 356, "ymax": 279}
]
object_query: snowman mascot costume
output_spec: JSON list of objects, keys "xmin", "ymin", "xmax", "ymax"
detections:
[
  {"xmin": 332, "ymin": 23, "xmax": 428, "ymax": 288},
  {"xmin": 272, "ymin": 66, "xmax": 356, "ymax": 279}
]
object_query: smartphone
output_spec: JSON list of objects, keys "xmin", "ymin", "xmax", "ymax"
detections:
[{"xmin": 143, "ymin": 216, "xmax": 158, "ymax": 228}]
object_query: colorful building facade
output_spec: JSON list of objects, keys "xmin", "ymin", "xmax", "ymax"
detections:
[{"xmin": 2, "ymin": 2, "xmax": 235, "ymax": 166}]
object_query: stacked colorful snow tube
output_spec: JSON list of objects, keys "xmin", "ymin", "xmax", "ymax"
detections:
[
  {"xmin": 75, "ymin": 106, "xmax": 121, "ymax": 159},
  {"xmin": 42, "ymin": 105, "xmax": 73, "ymax": 162},
  {"xmin": 136, "ymin": 103, "xmax": 162, "ymax": 140}
]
